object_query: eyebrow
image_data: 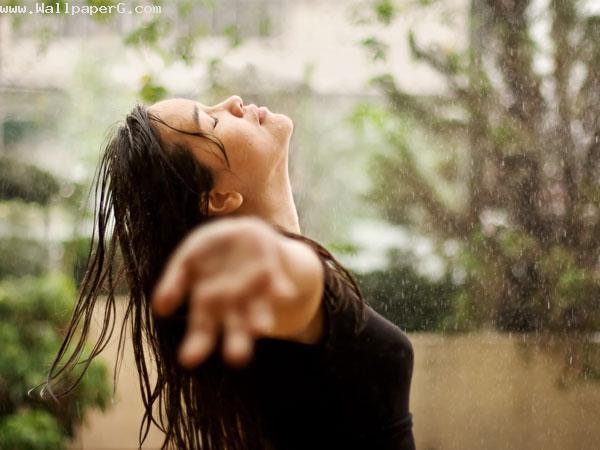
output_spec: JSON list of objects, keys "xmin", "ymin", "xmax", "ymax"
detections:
[
  {"xmin": 193, "ymin": 104, "xmax": 201, "ymax": 130},
  {"xmin": 189, "ymin": 103, "xmax": 229, "ymax": 167},
  {"xmin": 193, "ymin": 103, "xmax": 215, "ymax": 133}
]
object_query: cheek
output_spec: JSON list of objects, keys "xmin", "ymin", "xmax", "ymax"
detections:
[
  {"xmin": 221, "ymin": 131, "xmax": 265, "ymax": 172},
  {"xmin": 221, "ymin": 122, "xmax": 290, "ymax": 172},
  {"xmin": 228, "ymin": 127, "xmax": 275, "ymax": 155}
]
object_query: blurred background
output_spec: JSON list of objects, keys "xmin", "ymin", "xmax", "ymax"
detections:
[{"xmin": 0, "ymin": 0, "xmax": 599, "ymax": 449}]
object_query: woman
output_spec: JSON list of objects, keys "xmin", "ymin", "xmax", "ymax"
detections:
[{"xmin": 46, "ymin": 95, "xmax": 415, "ymax": 449}]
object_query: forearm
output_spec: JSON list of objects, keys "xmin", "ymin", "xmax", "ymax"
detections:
[{"xmin": 267, "ymin": 235, "xmax": 325, "ymax": 344}]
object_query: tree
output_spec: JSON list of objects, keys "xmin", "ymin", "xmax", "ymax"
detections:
[
  {"xmin": 0, "ymin": 274, "xmax": 110, "ymax": 450},
  {"xmin": 0, "ymin": 152, "xmax": 110, "ymax": 449},
  {"xmin": 354, "ymin": 0, "xmax": 600, "ymax": 340}
]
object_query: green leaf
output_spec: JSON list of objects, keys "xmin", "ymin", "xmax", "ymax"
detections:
[
  {"xmin": 85, "ymin": 0, "xmax": 117, "ymax": 22},
  {"xmin": 0, "ymin": 157, "xmax": 61, "ymax": 205},
  {"xmin": 259, "ymin": 15, "xmax": 272, "ymax": 37},
  {"xmin": 361, "ymin": 36, "xmax": 389, "ymax": 62},
  {"xmin": 223, "ymin": 24, "xmax": 243, "ymax": 48},
  {"xmin": 138, "ymin": 75, "xmax": 168, "ymax": 103},
  {"xmin": 374, "ymin": 0, "xmax": 395, "ymax": 25},
  {"xmin": 0, "ymin": 410, "xmax": 65, "ymax": 450},
  {"xmin": 124, "ymin": 18, "xmax": 171, "ymax": 47}
]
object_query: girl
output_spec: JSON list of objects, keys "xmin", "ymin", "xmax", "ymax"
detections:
[{"xmin": 46, "ymin": 95, "xmax": 415, "ymax": 449}]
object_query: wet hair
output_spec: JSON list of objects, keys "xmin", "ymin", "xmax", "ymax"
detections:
[{"xmin": 42, "ymin": 104, "xmax": 366, "ymax": 449}]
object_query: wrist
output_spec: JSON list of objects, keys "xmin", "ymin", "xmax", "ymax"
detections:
[{"xmin": 269, "ymin": 236, "xmax": 325, "ymax": 344}]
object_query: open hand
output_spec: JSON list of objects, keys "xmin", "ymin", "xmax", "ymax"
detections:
[{"xmin": 151, "ymin": 217, "xmax": 301, "ymax": 369}]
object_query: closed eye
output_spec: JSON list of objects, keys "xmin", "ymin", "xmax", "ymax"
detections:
[{"xmin": 211, "ymin": 116, "xmax": 218, "ymax": 129}]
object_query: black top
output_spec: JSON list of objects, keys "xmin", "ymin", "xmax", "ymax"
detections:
[{"xmin": 233, "ymin": 255, "xmax": 416, "ymax": 450}]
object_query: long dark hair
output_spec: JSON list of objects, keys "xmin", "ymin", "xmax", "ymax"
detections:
[{"xmin": 42, "ymin": 103, "xmax": 366, "ymax": 449}]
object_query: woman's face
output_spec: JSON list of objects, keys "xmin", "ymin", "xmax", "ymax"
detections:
[{"xmin": 148, "ymin": 95, "xmax": 294, "ymax": 214}]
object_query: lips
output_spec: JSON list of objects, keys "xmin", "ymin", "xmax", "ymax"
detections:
[
  {"xmin": 246, "ymin": 104, "xmax": 268, "ymax": 125},
  {"xmin": 258, "ymin": 107, "xmax": 268, "ymax": 124}
]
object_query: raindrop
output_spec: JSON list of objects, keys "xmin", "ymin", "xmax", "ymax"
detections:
[{"xmin": 59, "ymin": 183, "xmax": 76, "ymax": 198}]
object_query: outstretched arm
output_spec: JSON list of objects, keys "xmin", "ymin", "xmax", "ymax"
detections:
[{"xmin": 151, "ymin": 216, "xmax": 325, "ymax": 369}]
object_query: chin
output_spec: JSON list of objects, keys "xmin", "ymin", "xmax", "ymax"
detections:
[
  {"xmin": 280, "ymin": 113, "xmax": 295, "ymax": 134},
  {"xmin": 269, "ymin": 112, "xmax": 294, "ymax": 138}
]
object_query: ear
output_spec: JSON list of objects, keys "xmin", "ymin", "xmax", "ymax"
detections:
[{"xmin": 206, "ymin": 190, "xmax": 244, "ymax": 216}]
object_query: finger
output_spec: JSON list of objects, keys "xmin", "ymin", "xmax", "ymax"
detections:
[
  {"xmin": 191, "ymin": 266, "xmax": 271, "ymax": 309},
  {"xmin": 151, "ymin": 223, "xmax": 235, "ymax": 317},
  {"xmin": 189, "ymin": 277, "xmax": 237, "ymax": 313},
  {"xmin": 246, "ymin": 299, "xmax": 275, "ymax": 336},
  {"xmin": 169, "ymin": 218, "xmax": 240, "ymax": 267},
  {"xmin": 222, "ymin": 309, "xmax": 254, "ymax": 368},
  {"xmin": 153, "ymin": 265, "xmax": 190, "ymax": 317},
  {"xmin": 178, "ymin": 308, "xmax": 218, "ymax": 369}
]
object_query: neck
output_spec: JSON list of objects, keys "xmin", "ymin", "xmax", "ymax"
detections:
[{"xmin": 238, "ymin": 173, "xmax": 301, "ymax": 234}]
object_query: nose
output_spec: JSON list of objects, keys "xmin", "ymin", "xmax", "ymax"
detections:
[{"xmin": 216, "ymin": 95, "xmax": 244, "ymax": 118}]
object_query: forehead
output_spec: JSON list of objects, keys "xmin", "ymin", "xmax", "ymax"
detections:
[
  {"xmin": 148, "ymin": 98, "xmax": 199, "ymax": 124},
  {"xmin": 147, "ymin": 98, "xmax": 226, "ymax": 167}
]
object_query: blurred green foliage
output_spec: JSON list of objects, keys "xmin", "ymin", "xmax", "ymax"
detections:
[
  {"xmin": 0, "ymin": 112, "xmax": 110, "ymax": 446},
  {"xmin": 361, "ymin": 36, "xmax": 389, "ymax": 62},
  {"xmin": 0, "ymin": 274, "xmax": 110, "ymax": 448},
  {"xmin": 347, "ymin": 0, "xmax": 600, "ymax": 382},
  {"xmin": 60, "ymin": 237, "xmax": 92, "ymax": 288},
  {"xmin": 373, "ymin": 0, "xmax": 395, "ymax": 25},
  {"xmin": 139, "ymin": 74, "xmax": 168, "ymax": 104},
  {"xmin": 124, "ymin": 18, "xmax": 171, "ymax": 48},
  {"xmin": 0, "ymin": 238, "xmax": 49, "ymax": 278},
  {"xmin": 0, "ymin": 157, "xmax": 60, "ymax": 205},
  {"xmin": 0, "ymin": 410, "xmax": 64, "ymax": 450},
  {"xmin": 353, "ymin": 0, "xmax": 600, "ymax": 339},
  {"xmin": 356, "ymin": 265, "xmax": 456, "ymax": 332},
  {"xmin": 222, "ymin": 24, "xmax": 242, "ymax": 48},
  {"xmin": 2, "ymin": 119, "xmax": 36, "ymax": 147}
]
